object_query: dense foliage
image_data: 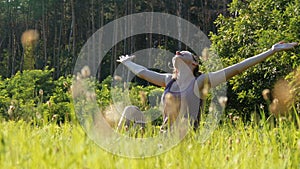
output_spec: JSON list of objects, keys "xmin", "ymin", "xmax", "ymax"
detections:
[
  {"xmin": 0, "ymin": 69, "xmax": 164, "ymax": 125},
  {"xmin": 211, "ymin": 0, "xmax": 300, "ymax": 116},
  {"xmin": 0, "ymin": 69, "xmax": 73, "ymax": 125}
]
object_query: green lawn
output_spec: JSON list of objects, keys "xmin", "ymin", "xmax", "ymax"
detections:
[{"xmin": 0, "ymin": 119, "xmax": 299, "ymax": 169}]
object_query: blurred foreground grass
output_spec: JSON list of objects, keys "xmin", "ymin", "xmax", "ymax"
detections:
[{"xmin": 0, "ymin": 119, "xmax": 299, "ymax": 169}]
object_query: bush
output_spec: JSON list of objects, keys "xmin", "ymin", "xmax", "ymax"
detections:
[
  {"xmin": 210, "ymin": 0, "xmax": 300, "ymax": 118},
  {"xmin": 0, "ymin": 77, "xmax": 10, "ymax": 120},
  {"xmin": 0, "ymin": 69, "xmax": 73, "ymax": 125}
]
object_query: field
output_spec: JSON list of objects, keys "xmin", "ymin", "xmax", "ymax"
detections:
[
  {"xmin": 0, "ymin": 0, "xmax": 299, "ymax": 168},
  {"xmin": 0, "ymin": 116, "xmax": 299, "ymax": 169}
]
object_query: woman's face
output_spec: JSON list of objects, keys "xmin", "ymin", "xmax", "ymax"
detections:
[{"xmin": 172, "ymin": 51, "xmax": 196, "ymax": 69}]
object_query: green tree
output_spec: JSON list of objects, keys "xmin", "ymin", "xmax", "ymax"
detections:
[{"xmin": 211, "ymin": 0, "xmax": 300, "ymax": 117}]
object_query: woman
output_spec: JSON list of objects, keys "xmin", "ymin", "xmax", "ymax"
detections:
[{"xmin": 117, "ymin": 42, "xmax": 298, "ymax": 130}]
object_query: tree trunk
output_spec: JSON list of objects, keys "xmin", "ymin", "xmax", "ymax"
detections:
[
  {"xmin": 110, "ymin": 2, "xmax": 118, "ymax": 76},
  {"xmin": 177, "ymin": 0, "xmax": 182, "ymax": 50},
  {"xmin": 97, "ymin": 0, "xmax": 104, "ymax": 81},
  {"xmin": 70, "ymin": 0, "xmax": 76, "ymax": 75},
  {"xmin": 148, "ymin": 2, "xmax": 153, "ymax": 68},
  {"xmin": 42, "ymin": 0, "xmax": 47, "ymax": 68}
]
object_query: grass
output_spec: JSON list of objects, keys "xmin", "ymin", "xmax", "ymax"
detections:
[{"xmin": 0, "ymin": 116, "xmax": 299, "ymax": 169}]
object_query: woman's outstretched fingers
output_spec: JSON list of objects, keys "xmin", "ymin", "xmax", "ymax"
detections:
[
  {"xmin": 272, "ymin": 42, "xmax": 298, "ymax": 52},
  {"xmin": 117, "ymin": 55, "xmax": 135, "ymax": 63}
]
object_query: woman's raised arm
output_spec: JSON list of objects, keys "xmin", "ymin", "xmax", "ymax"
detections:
[
  {"xmin": 196, "ymin": 42, "xmax": 298, "ymax": 89},
  {"xmin": 117, "ymin": 55, "xmax": 172, "ymax": 87}
]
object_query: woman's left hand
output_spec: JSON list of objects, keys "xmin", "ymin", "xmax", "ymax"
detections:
[
  {"xmin": 272, "ymin": 42, "xmax": 298, "ymax": 52},
  {"xmin": 117, "ymin": 55, "xmax": 135, "ymax": 63}
]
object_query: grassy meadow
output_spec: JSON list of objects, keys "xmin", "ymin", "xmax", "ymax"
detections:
[
  {"xmin": 0, "ymin": 0, "xmax": 299, "ymax": 168},
  {"xmin": 0, "ymin": 115, "xmax": 299, "ymax": 169}
]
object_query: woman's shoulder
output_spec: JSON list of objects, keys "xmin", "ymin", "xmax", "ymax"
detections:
[{"xmin": 164, "ymin": 74, "xmax": 173, "ymax": 86}]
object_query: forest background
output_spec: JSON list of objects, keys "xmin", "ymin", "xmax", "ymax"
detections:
[{"xmin": 0, "ymin": 0, "xmax": 299, "ymax": 122}]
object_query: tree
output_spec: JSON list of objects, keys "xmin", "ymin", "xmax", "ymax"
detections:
[
  {"xmin": 0, "ymin": 0, "xmax": 232, "ymax": 79},
  {"xmin": 210, "ymin": 0, "xmax": 300, "ymax": 117}
]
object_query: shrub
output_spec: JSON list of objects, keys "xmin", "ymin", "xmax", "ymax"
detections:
[
  {"xmin": 210, "ymin": 0, "xmax": 300, "ymax": 118},
  {"xmin": 0, "ymin": 69, "xmax": 73, "ymax": 125}
]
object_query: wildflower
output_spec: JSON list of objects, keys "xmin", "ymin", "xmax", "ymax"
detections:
[
  {"xmin": 262, "ymin": 89, "xmax": 270, "ymax": 101},
  {"xmin": 81, "ymin": 66, "xmax": 91, "ymax": 78},
  {"xmin": 233, "ymin": 116, "xmax": 240, "ymax": 122},
  {"xmin": 218, "ymin": 96, "xmax": 228, "ymax": 108},
  {"xmin": 9, "ymin": 105, "xmax": 15, "ymax": 111},
  {"xmin": 7, "ymin": 105, "xmax": 15, "ymax": 118},
  {"xmin": 269, "ymin": 99, "xmax": 281, "ymax": 116},
  {"xmin": 228, "ymin": 113, "xmax": 233, "ymax": 120},
  {"xmin": 226, "ymin": 155, "xmax": 230, "ymax": 161},
  {"xmin": 209, "ymin": 106, "xmax": 215, "ymax": 114},
  {"xmin": 114, "ymin": 75, "xmax": 122, "ymax": 81},
  {"xmin": 102, "ymin": 103, "xmax": 124, "ymax": 127},
  {"xmin": 270, "ymin": 79, "xmax": 294, "ymax": 116},
  {"xmin": 76, "ymin": 72, "xmax": 82, "ymax": 80},
  {"xmin": 52, "ymin": 114, "xmax": 59, "ymax": 121},
  {"xmin": 36, "ymin": 112, "xmax": 42, "ymax": 119},
  {"xmin": 158, "ymin": 144, "xmax": 163, "ymax": 149},
  {"xmin": 63, "ymin": 81, "xmax": 68, "ymax": 88},
  {"xmin": 273, "ymin": 98, "xmax": 279, "ymax": 104},
  {"xmin": 260, "ymin": 104, "xmax": 264, "ymax": 109},
  {"xmin": 46, "ymin": 101, "xmax": 52, "ymax": 107},
  {"xmin": 228, "ymin": 137, "xmax": 233, "ymax": 145},
  {"xmin": 236, "ymin": 138, "xmax": 241, "ymax": 144},
  {"xmin": 39, "ymin": 89, "xmax": 44, "ymax": 96},
  {"xmin": 21, "ymin": 29, "xmax": 39, "ymax": 48},
  {"xmin": 71, "ymin": 80, "xmax": 84, "ymax": 98}
]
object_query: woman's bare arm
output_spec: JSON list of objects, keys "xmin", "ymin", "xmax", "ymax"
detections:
[
  {"xmin": 117, "ymin": 55, "xmax": 172, "ymax": 87},
  {"xmin": 196, "ymin": 42, "xmax": 298, "ymax": 90},
  {"xmin": 138, "ymin": 70, "xmax": 172, "ymax": 87}
]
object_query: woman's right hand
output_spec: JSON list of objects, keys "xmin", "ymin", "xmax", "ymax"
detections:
[{"xmin": 117, "ymin": 55, "xmax": 135, "ymax": 63}]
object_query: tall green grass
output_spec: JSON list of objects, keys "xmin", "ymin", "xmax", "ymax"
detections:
[{"xmin": 0, "ymin": 116, "xmax": 299, "ymax": 169}]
